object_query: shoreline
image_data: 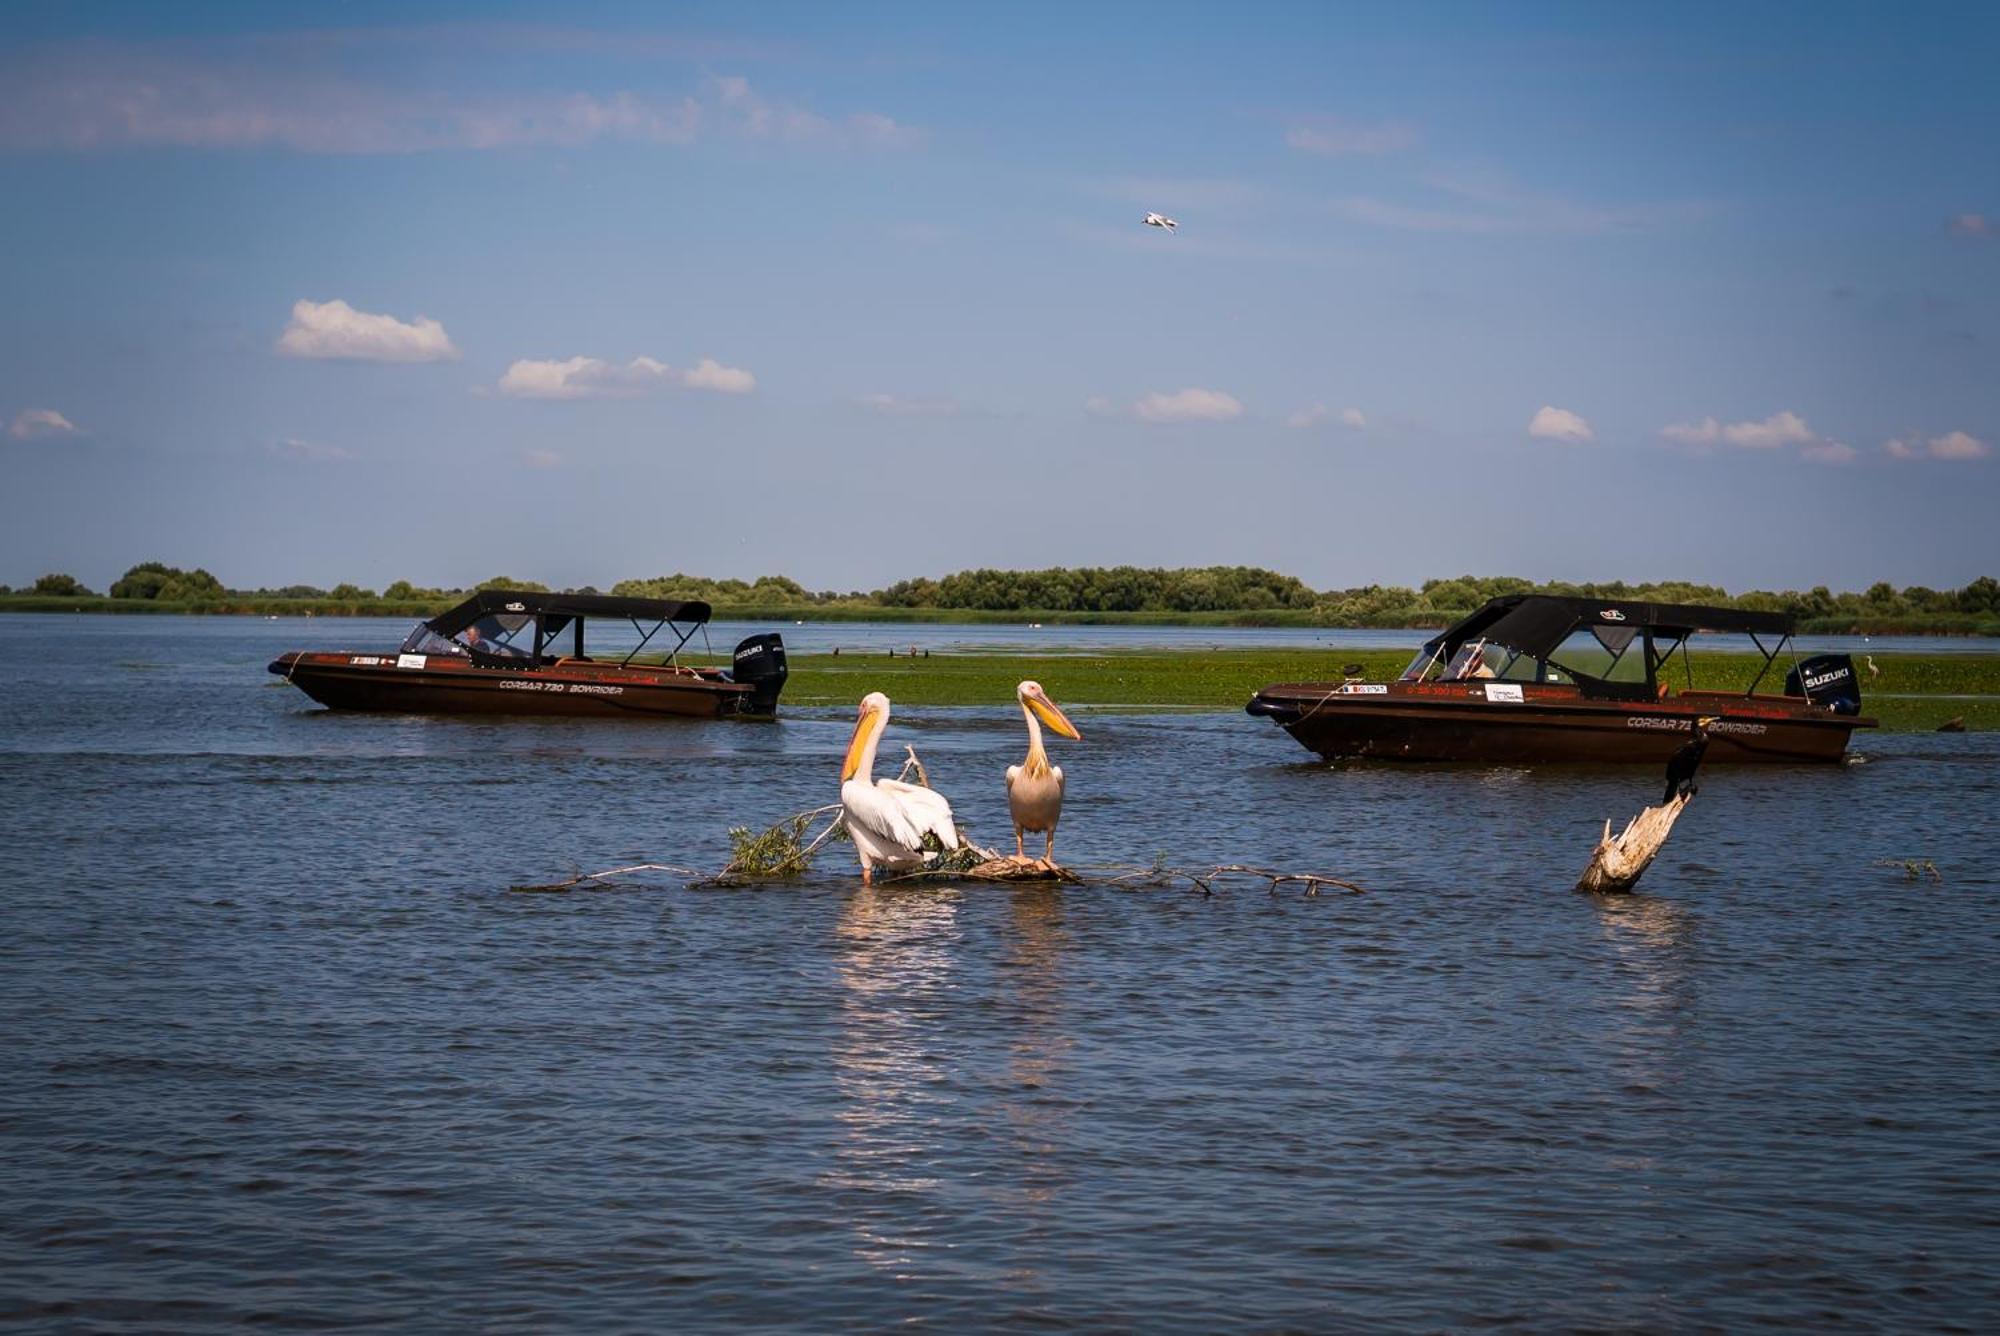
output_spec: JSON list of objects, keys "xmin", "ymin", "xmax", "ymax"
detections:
[{"xmin": 3, "ymin": 598, "xmax": 1996, "ymax": 639}]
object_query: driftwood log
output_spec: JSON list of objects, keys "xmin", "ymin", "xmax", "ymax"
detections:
[{"xmin": 1575, "ymin": 794, "xmax": 1689, "ymax": 894}]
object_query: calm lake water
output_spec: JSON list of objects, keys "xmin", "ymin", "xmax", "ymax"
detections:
[{"xmin": 4, "ymin": 614, "xmax": 1997, "ymax": 1330}]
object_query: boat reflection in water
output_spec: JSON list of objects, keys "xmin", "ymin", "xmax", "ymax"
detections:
[{"xmin": 1248, "ymin": 595, "xmax": 1876, "ymax": 765}]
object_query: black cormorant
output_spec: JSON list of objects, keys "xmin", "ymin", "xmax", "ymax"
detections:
[{"xmin": 1662, "ymin": 716, "xmax": 1720, "ymax": 805}]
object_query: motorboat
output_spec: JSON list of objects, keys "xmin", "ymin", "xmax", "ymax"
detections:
[
  {"xmin": 269, "ymin": 590, "xmax": 787, "ymax": 718},
  {"xmin": 1246, "ymin": 595, "xmax": 1873, "ymax": 763}
]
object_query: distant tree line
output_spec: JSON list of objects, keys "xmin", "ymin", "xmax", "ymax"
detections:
[
  {"xmin": 8, "ymin": 563, "xmax": 1997, "ymax": 630},
  {"xmin": 611, "ymin": 566, "xmax": 2000, "ymax": 626}
]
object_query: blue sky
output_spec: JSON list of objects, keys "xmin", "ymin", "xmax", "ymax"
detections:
[{"xmin": 2, "ymin": 0, "xmax": 1996, "ymax": 594}]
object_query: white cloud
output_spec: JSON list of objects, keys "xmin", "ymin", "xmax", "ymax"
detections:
[
  {"xmin": 1662, "ymin": 411, "xmax": 1814, "ymax": 450},
  {"xmin": 277, "ymin": 299, "xmax": 457, "ymax": 362},
  {"xmin": 1661, "ymin": 416, "xmax": 1721, "ymax": 445},
  {"xmin": 500, "ymin": 356, "xmax": 667, "ymax": 400},
  {"xmin": 1927, "ymin": 430, "xmax": 1990, "ymax": 460},
  {"xmin": 0, "ymin": 40, "xmax": 922, "ymax": 154},
  {"xmin": 8, "ymin": 408, "xmax": 79, "ymax": 440},
  {"xmin": 1946, "ymin": 213, "xmax": 1993, "ymax": 239},
  {"xmin": 1721, "ymin": 411, "xmax": 1813, "ymax": 448},
  {"xmin": 1800, "ymin": 440, "xmax": 1857, "ymax": 466},
  {"xmin": 1286, "ymin": 403, "xmax": 1367, "ymax": 430},
  {"xmin": 498, "ymin": 354, "xmax": 754, "ymax": 399},
  {"xmin": 1133, "ymin": 388, "xmax": 1245, "ymax": 424},
  {"xmin": 1663, "ymin": 408, "xmax": 1861, "ymax": 469},
  {"xmin": 709, "ymin": 74, "xmax": 925, "ymax": 150},
  {"xmin": 1087, "ymin": 389, "xmax": 1244, "ymax": 423},
  {"xmin": 271, "ymin": 437, "xmax": 355, "ymax": 463},
  {"xmin": 856, "ymin": 393, "xmax": 958, "ymax": 418},
  {"xmin": 1528, "ymin": 405, "xmax": 1594, "ymax": 443},
  {"xmin": 680, "ymin": 357, "xmax": 757, "ymax": 394},
  {"xmin": 1883, "ymin": 436, "xmax": 1919, "ymax": 460},
  {"xmin": 1284, "ymin": 117, "xmax": 1418, "ymax": 156},
  {"xmin": 522, "ymin": 449, "xmax": 564, "ymax": 469}
]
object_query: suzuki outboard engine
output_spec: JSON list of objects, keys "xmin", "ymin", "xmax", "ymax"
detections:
[
  {"xmin": 730, "ymin": 634, "xmax": 788, "ymax": 714},
  {"xmin": 1785, "ymin": 653, "xmax": 1862, "ymax": 715}
]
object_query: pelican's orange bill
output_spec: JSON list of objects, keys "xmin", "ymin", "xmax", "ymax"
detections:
[
  {"xmin": 1028, "ymin": 692, "xmax": 1081, "ymax": 740},
  {"xmin": 842, "ymin": 704, "xmax": 880, "ymax": 779}
]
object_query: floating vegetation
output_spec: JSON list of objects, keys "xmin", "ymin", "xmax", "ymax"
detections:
[{"xmin": 724, "ymin": 807, "xmax": 846, "ymax": 878}]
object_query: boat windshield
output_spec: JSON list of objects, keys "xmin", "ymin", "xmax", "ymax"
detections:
[
  {"xmin": 398, "ymin": 614, "xmax": 536, "ymax": 659},
  {"xmin": 1402, "ymin": 639, "xmax": 1566, "ymax": 684},
  {"xmin": 1399, "ymin": 647, "xmax": 1442, "ymax": 682},
  {"xmin": 398, "ymin": 624, "xmax": 468, "ymax": 656},
  {"xmin": 456, "ymin": 612, "xmax": 535, "ymax": 659}
]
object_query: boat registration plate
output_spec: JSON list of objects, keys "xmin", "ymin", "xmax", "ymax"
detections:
[{"xmin": 1483, "ymin": 683, "xmax": 1524, "ymax": 703}]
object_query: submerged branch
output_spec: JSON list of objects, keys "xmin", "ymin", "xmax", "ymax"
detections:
[{"xmin": 510, "ymin": 862, "xmax": 705, "ymax": 893}]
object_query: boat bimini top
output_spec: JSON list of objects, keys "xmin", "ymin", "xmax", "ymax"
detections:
[
  {"xmin": 1398, "ymin": 595, "xmax": 1813, "ymax": 702},
  {"xmin": 399, "ymin": 589, "xmax": 715, "ymax": 669}
]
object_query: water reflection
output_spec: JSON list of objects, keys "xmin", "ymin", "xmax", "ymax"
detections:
[
  {"xmin": 1592, "ymin": 891, "xmax": 1699, "ymax": 1019},
  {"xmin": 999, "ymin": 889, "xmax": 1073, "ymax": 1213},
  {"xmin": 826, "ymin": 885, "xmax": 962, "ymax": 1273},
  {"xmin": 1591, "ymin": 892, "xmax": 1701, "ymax": 1137}
]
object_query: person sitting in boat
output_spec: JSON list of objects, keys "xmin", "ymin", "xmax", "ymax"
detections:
[
  {"xmin": 1447, "ymin": 639, "xmax": 1498, "ymax": 680},
  {"xmin": 458, "ymin": 617, "xmax": 532, "ymax": 661}
]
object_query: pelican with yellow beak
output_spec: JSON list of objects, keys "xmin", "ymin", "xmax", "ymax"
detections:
[
  {"xmin": 1006, "ymin": 680, "xmax": 1082, "ymax": 862},
  {"xmin": 839, "ymin": 691, "xmax": 960, "ymax": 885}
]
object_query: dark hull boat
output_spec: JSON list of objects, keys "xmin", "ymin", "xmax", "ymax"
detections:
[
  {"xmin": 270, "ymin": 590, "xmax": 786, "ymax": 719},
  {"xmin": 1248, "ymin": 595, "xmax": 1873, "ymax": 765}
]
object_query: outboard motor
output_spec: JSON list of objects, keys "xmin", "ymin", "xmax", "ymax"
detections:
[
  {"xmin": 730, "ymin": 634, "xmax": 788, "ymax": 714},
  {"xmin": 1785, "ymin": 653, "xmax": 1862, "ymax": 715}
]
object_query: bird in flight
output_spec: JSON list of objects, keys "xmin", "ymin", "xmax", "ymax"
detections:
[{"xmin": 1143, "ymin": 212, "xmax": 1178, "ymax": 233}]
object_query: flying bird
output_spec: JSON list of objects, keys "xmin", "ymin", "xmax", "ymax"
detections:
[
  {"xmin": 1006, "ymin": 680, "xmax": 1082, "ymax": 862},
  {"xmin": 839, "ymin": 692, "xmax": 959, "ymax": 885},
  {"xmin": 1143, "ymin": 212, "xmax": 1178, "ymax": 233}
]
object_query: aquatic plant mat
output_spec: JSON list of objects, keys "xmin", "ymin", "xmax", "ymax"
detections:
[{"xmin": 511, "ymin": 748, "xmax": 1365, "ymax": 897}]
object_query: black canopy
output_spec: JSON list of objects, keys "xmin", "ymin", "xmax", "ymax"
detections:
[
  {"xmin": 425, "ymin": 589, "xmax": 711, "ymax": 636},
  {"xmin": 1425, "ymin": 595, "xmax": 1794, "ymax": 661}
]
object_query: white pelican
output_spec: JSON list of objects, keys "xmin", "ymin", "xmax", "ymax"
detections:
[
  {"xmin": 1143, "ymin": 212, "xmax": 1178, "ymax": 233},
  {"xmin": 840, "ymin": 691, "xmax": 959, "ymax": 885},
  {"xmin": 1006, "ymin": 680, "xmax": 1082, "ymax": 861}
]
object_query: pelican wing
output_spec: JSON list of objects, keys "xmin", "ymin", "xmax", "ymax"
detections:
[
  {"xmin": 874, "ymin": 778, "xmax": 961, "ymax": 850},
  {"xmin": 842, "ymin": 782, "xmax": 922, "ymax": 859}
]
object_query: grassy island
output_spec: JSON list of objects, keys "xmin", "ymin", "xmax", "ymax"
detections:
[{"xmin": 740, "ymin": 650, "xmax": 1998, "ymax": 733}]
